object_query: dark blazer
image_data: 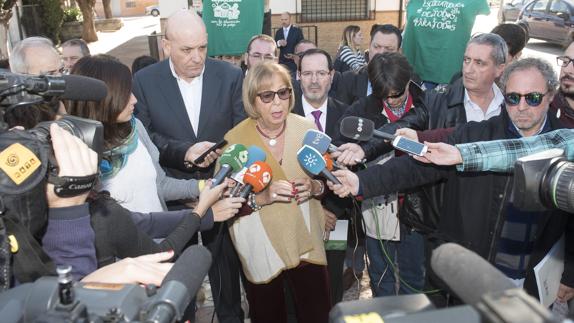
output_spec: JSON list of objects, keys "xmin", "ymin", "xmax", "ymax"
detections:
[
  {"xmin": 335, "ymin": 67, "xmax": 369, "ymax": 106},
  {"xmin": 293, "ymin": 93, "xmax": 350, "ymax": 218},
  {"xmin": 275, "ymin": 25, "xmax": 304, "ymax": 72},
  {"xmin": 292, "ymin": 93, "xmax": 348, "ymax": 139},
  {"xmin": 133, "ymin": 58, "xmax": 246, "ymax": 179}
]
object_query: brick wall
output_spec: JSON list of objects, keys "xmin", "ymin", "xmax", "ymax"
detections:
[{"xmin": 271, "ymin": 11, "xmax": 400, "ymax": 58}]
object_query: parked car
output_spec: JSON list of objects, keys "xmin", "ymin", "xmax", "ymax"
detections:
[
  {"xmin": 499, "ymin": 0, "xmax": 530, "ymax": 23},
  {"xmin": 518, "ymin": 0, "xmax": 574, "ymax": 44},
  {"xmin": 145, "ymin": 5, "xmax": 160, "ymax": 17}
]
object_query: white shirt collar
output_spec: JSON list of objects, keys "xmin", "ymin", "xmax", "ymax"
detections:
[
  {"xmin": 169, "ymin": 58, "xmax": 205, "ymax": 83},
  {"xmin": 463, "ymin": 83, "xmax": 504, "ymax": 122},
  {"xmin": 302, "ymin": 94, "xmax": 328, "ymax": 130}
]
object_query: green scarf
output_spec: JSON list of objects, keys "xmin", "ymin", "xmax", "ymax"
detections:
[{"xmin": 99, "ymin": 118, "xmax": 138, "ymax": 180}]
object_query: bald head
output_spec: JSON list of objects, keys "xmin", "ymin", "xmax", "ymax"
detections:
[
  {"xmin": 280, "ymin": 12, "xmax": 291, "ymax": 28},
  {"xmin": 165, "ymin": 9, "xmax": 206, "ymax": 41},
  {"xmin": 163, "ymin": 10, "xmax": 208, "ymax": 82}
]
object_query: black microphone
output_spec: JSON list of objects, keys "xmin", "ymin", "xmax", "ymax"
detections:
[
  {"xmin": 430, "ymin": 243, "xmax": 515, "ymax": 305},
  {"xmin": 340, "ymin": 116, "xmax": 395, "ymax": 141},
  {"xmin": 24, "ymin": 74, "xmax": 108, "ymax": 101},
  {"xmin": 146, "ymin": 245, "xmax": 212, "ymax": 323}
]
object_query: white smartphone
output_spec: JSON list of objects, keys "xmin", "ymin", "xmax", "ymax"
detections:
[{"xmin": 391, "ymin": 136, "xmax": 428, "ymax": 156}]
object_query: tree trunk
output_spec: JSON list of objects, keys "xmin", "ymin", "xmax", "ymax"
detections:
[
  {"xmin": 75, "ymin": 0, "xmax": 98, "ymax": 42},
  {"xmin": 0, "ymin": 23, "xmax": 9, "ymax": 60},
  {"xmin": 102, "ymin": 0, "xmax": 112, "ymax": 19},
  {"xmin": 0, "ymin": 0, "xmax": 16, "ymax": 60}
]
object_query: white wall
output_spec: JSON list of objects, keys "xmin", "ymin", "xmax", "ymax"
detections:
[
  {"xmin": 269, "ymin": 0, "xmax": 401, "ymax": 13},
  {"xmin": 159, "ymin": 0, "xmax": 188, "ymax": 18}
]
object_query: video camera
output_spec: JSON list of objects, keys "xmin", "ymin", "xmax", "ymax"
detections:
[
  {"xmin": 0, "ymin": 245, "xmax": 212, "ymax": 323},
  {"xmin": 512, "ymin": 149, "xmax": 574, "ymax": 214},
  {"xmin": 0, "ymin": 71, "xmax": 107, "ymax": 289},
  {"xmin": 329, "ymin": 243, "xmax": 562, "ymax": 323}
]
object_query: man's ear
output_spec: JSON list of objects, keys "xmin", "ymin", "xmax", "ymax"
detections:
[{"xmin": 162, "ymin": 39, "xmax": 171, "ymax": 57}]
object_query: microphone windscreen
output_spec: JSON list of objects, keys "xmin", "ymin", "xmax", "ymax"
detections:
[
  {"xmin": 162, "ymin": 245, "xmax": 212, "ymax": 297},
  {"xmin": 246, "ymin": 145, "xmax": 266, "ymax": 166},
  {"xmin": 297, "ymin": 145, "xmax": 327, "ymax": 176},
  {"xmin": 302, "ymin": 129, "xmax": 332, "ymax": 154},
  {"xmin": 219, "ymin": 144, "xmax": 248, "ymax": 172},
  {"xmin": 62, "ymin": 74, "xmax": 108, "ymax": 101},
  {"xmin": 340, "ymin": 116, "xmax": 375, "ymax": 141},
  {"xmin": 243, "ymin": 161, "xmax": 272, "ymax": 193},
  {"xmin": 430, "ymin": 243, "xmax": 515, "ymax": 305}
]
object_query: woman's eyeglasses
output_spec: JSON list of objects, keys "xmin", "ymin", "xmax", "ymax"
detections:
[
  {"xmin": 257, "ymin": 87, "xmax": 292, "ymax": 103},
  {"xmin": 503, "ymin": 91, "xmax": 548, "ymax": 107}
]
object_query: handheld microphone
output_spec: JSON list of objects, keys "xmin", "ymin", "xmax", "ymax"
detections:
[
  {"xmin": 212, "ymin": 144, "xmax": 248, "ymax": 186},
  {"xmin": 302, "ymin": 129, "xmax": 339, "ymax": 154},
  {"xmin": 237, "ymin": 161, "xmax": 273, "ymax": 199},
  {"xmin": 0, "ymin": 72, "xmax": 109, "ymax": 101},
  {"xmin": 146, "ymin": 245, "xmax": 212, "ymax": 323},
  {"xmin": 340, "ymin": 116, "xmax": 428, "ymax": 156},
  {"xmin": 231, "ymin": 145, "xmax": 267, "ymax": 184},
  {"xmin": 297, "ymin": 145, "xmax": 341, "ymax": 184},
  {"xmin": 323, "ymin": 153, "xmax": 341, "ymax": 171},
  {"xmin": 430, "ymin": 243, "xmax": 515, "ymax": 305}
]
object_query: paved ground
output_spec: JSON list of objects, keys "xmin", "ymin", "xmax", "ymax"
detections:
[{"xmin": 87, "ymin": 7, "xmax": 564, "ymax": 322}]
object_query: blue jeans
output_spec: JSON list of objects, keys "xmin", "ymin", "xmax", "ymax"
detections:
[{"xmin": 366, "ymin": 228, "xmax": 426, "ymax": 297}]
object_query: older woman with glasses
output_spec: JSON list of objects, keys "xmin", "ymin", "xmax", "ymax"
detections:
[{"xmin": 221, "ymin": 61, "xmax": 331, "ymax": 323}]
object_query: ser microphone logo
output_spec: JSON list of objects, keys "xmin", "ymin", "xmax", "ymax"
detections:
[{"xmin": 354, "ymin": 118, "xmax": 365, "ymax": 140}]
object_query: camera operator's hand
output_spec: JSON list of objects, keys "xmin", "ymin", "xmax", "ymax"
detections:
[
  {"xmin": 46, "ymin": 124, "xmax": 98, "ymax": 208},
  {"xmin": 326, "ymin": 169, "xmax": 360, "ymax": 198},
  {"xmin": 331, "ymin": 143, "xmax": 365, "ymax": 166},
  {"xmin": 81, "ymin": 251, "xmax": 174, "ymax": 286},
  {"xmin": 184, "ymin": 141, "xmax": 222, "ymax": 168}
]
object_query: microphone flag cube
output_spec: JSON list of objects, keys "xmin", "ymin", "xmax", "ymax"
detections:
[{"xmin": 297, "ymin": 145, "xmax": 327, "ymax": 176}]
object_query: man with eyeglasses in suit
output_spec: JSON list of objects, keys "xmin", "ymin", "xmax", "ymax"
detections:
[
  {"xmin": 243, "ymin": 34, "xmax": 277, "ymax": 73},
  {"xmin": 552, "ymin": 36, "xmax": 574, "ymax": 129}
]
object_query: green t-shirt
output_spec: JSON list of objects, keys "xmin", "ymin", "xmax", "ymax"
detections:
[{"xmin": 402, "ymin": 0, "xmax": 490, "ymax": 84}]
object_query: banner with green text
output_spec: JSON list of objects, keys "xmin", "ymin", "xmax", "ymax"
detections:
[{"xmin": 203, "ymin": 0, "xmax": 264, "ymax": 56}]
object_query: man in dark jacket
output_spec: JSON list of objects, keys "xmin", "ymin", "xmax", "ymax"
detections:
[
  {"xmin": 274, "ymin": 12, "xmax": 304, "ymax": 74},
  {"xmin": 333, "ymin": 33, "xmax": 508, "ymax": 232},
  {"xmin": 552, "ymin": 37, "xmax": 574, "ymax": 128},
  {"xmin": 328, "ymin": 58, "xmax": 574, "ymax": 303}
]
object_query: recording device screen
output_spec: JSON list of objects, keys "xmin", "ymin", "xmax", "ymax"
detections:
[{"xmin": 392, "ymin": 136, "xmax": 427, "ymax": 156}]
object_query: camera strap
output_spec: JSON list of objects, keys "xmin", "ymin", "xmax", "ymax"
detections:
[{"xmin": 47, "ymin": 173, "xmax": 98, "ymax": 198}]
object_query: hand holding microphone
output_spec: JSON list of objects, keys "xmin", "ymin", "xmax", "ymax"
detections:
[
  {"xmin": 211, "ymin": 144, "xmax": 248, "ymax": 186},
  {"xmin": 340, "ymin": 116, "xmax": 428, "ymax": 156}
]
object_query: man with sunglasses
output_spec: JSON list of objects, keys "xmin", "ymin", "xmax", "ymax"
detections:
[
  {"xmin": 328, "ymin": 57, "xmax": 571, "ymax": 304},
  {"xmin": 551, "ymin": 37, "xmax": 574, "ymax": 129}
]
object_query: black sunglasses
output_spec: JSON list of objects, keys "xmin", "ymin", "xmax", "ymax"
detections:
[
  {"xmin": 504, "ymin": 91, "xmax": 548, "ymax": 107},
  {"xmin": 257, "ymin": 87, "xmax": 292, "ymax": 103},
  {"xmin": 385, "ymin": 88, "xmax": 406, "ymax": 100}
]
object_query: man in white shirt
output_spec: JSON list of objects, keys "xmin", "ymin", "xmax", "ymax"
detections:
[
  {"xmin": 274, "ymin": 12, "xmax": 304, "ymax": 74},
  {"xmin": 133, "ymin": 9, "xmax": 246, "ymax": 323}
]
